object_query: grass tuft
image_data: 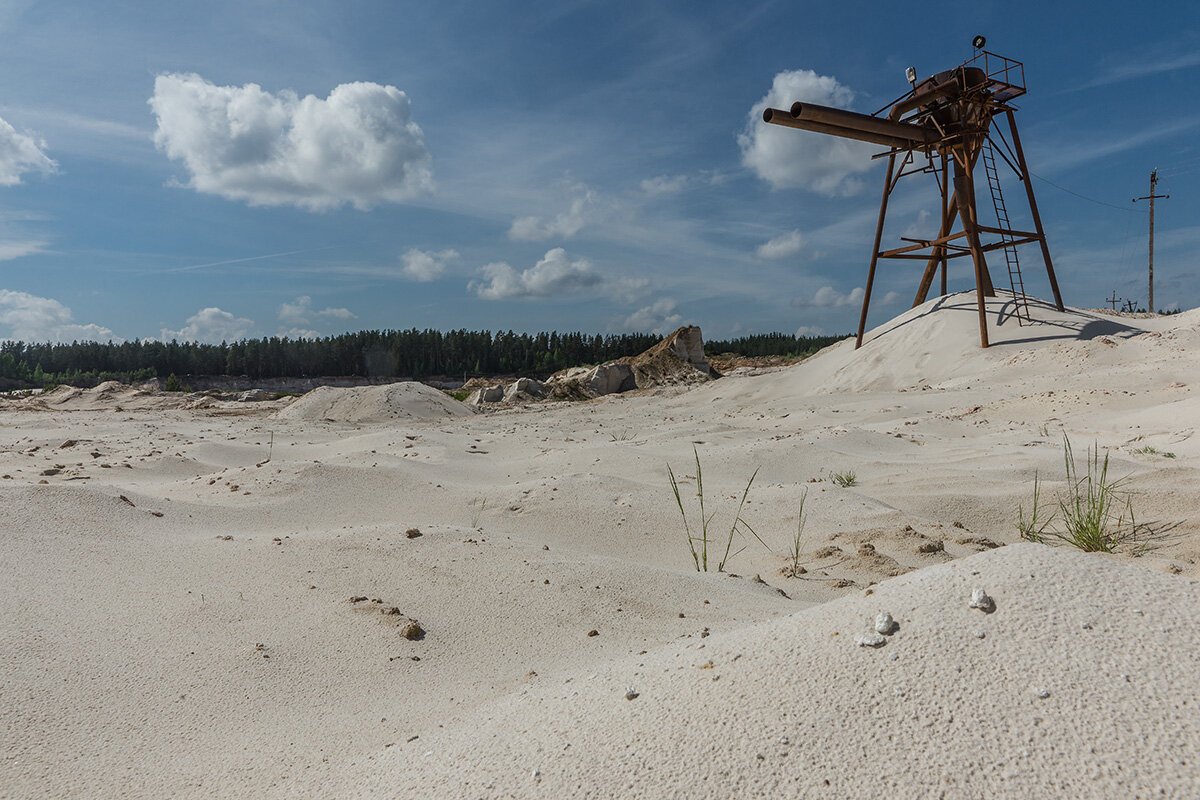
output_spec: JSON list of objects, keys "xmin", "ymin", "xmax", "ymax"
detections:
[
  {"xmin": 1132, "ymin": 445, "xmax": 1175, "ymax": 458},
  {"xmin": 667, "ymin": 447, "xmax": 764, "ymax": 572},
  {"xmin": 830, "ymin": 470, "xmax": 857, "ymax": 488},
  {"xmin": 1018, "ymin": 435, "xmax": 1147, "ymax": 554},
  {"xmin": 784, "ymin": 489, "xmax": 810, "ymax": 576}
]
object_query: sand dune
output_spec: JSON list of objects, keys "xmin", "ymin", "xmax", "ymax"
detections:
[{"xmin": 2, "ymin": 293, "xmax": 1198, "ymax": 798}]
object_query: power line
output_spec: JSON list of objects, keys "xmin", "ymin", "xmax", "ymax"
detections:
[{"xmin": 1029, "ymin": 170, "xmax": 1146, "ymax": 213}]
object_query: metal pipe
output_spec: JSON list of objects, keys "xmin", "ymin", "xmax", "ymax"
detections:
[
  {"xmin": 762, "ymin": 108, "xmax": 914, "ymax": 149},
  {"xmin": 789, "ymin": 102, "xmax": 937, "ymax": 144}
]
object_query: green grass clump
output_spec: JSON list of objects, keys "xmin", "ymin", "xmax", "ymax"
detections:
[
  {"xmin": 830, "ymin": 470, "xmax": 857, "ymax": 488},
  {"xmin": 667, "ymin": 447, "xmax": 766, "ymax": 572},
  {"xmin": 1018, "ymin": 435, "xmax": 1146, "ymax": 553},
  {"xmin": 786, "ymin": 489, "xmax": 809, "ymax": 576},
  {"xmin": 1132, "ymin": 445, "xmax": 1175, "ymax": 458}
]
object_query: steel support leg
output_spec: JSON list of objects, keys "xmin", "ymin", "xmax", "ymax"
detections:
[{"xmin": 856, "ymin": 153, "xmax": 897, "ymax": 349}]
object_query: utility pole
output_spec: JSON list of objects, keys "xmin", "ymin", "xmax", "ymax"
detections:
[{"xmin": 1134, "ymin": 169, "xmax": 1170, "ymax": 313}]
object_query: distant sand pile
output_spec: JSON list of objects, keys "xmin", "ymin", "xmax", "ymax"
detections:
[
  {"xmin": 375, "ymin": 544, "xmax": 1200, "ymax": 797},
  {"xmin": 276, "ymin": 381, "xmax": 476, "ymax": 423}
]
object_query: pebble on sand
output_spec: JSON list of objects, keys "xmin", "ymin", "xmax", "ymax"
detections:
[{"xmin": 969, "ymin": 588, "xmax": 995, "ymax": 613}]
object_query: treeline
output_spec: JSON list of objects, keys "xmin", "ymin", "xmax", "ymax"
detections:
[
  {"xmin": 705, "ymin": 332, "xmax": 847, "ymax": 358},
  {"xmin": 0, "ymin": 328, "xmax": 847, "ymax": 389},
  {"xmin": 0, "ymin": 330, "xmax": 659, "ymax": 387}
]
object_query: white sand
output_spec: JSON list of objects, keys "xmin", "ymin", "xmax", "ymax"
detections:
[{"xmin": 2, "ymin": 292, "xmax": 1198, "ymax": 798}]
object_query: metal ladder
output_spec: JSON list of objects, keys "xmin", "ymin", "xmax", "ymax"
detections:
[{"xmin": 981, "ymin": 140, "xmax": 1031, "ymax": 324}]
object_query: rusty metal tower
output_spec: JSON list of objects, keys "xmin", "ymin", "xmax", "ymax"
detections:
[{"xmin": 764, "ymin": 40, "xmax": 1064, "ymax": 348}]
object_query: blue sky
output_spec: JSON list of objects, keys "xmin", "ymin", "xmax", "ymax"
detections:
[{"xmin": 0, "ymin": 0, "xmax": 1195, "ymax": 344}]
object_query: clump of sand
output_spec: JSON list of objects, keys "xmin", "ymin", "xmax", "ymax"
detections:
[{"xmin": 276, "ymin": 381, "xmax": 476, "ymax": 423}]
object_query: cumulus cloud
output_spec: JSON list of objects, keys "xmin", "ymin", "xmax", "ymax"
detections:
[
  {"xmin": 0, "ymin": 289, "xmax": 117, "ymax": 342},
  {"xmin": 756, "ymin": 230, "xmax": 806, "ymax": 259},
  {"xmin": 150, "ymin": 73, "xmax": 433, "ymax": 211},
  {"xmin": 794, "ymin": 325, "xmax": 824, "ymax": 337},
  {"xmin": 161, "ymin": 307, "xmax": 254, "ymax": 343},
  {"xmin": 508, "ymin": 191, "xmax": 593, "ymax": 241},
  {"xmin": 401, "ymin": 247, "xmax": 459, "ymax": 282},
  {"xmin": 317, "ymin": 306, "xmax": 357, "ymax": 320},
  {"xmin": 277, "ymin": 295, "xmax": 356, "ymax": 336},
  {"xmin": 794, "ymin": 286, "xmax": 865, "ymax": 308},
  {"xmin": 738, "ymin": 69, "xmax": 876, "ymax": 196},
  {"xmin": 471, "ymin": 248, "xmax": 602, "ymax": 300},
  {"xmin": 0, "ymin": 115, "xmax": 56, "ymax": 186},
  {"xmin": 623, "ymin": 298, "xmax": 685, "ymax": 335}
]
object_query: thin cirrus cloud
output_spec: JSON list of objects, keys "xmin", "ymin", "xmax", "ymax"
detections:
[
  {"xmin": 0, "ymin": 114, "xmax": 56, "ymax": 186},
  {"xmin": 508, "ymin": 191, "xmax": 593, "ymax": 241},
  {"xmin": 640, "ymin": 175, "xmax": 689, "ymax": 196},
  {"xmin": 401, "ymin": 248, "xmax": 459, "ymax": 282},
  {"xmin": 795, "ymin": 286, "xmax": 865, "ymax": 308},
  {"xmin": 149, "ymin": 73, "xmax": 433, "ymax": 212},
  {"xmin": 160, "ymin": 307, "xmax": 255, "ymax": 343},
  {"xmin": 738, "ymin": 69, "xmax": 876, "ymax": 196},
  {"xmin": 0, "ymin": 289, "xmax": 117, "ymax": 343},
  {"xmin": 470, "ymin": 248, "xmax": 603, "ymax": 300}
]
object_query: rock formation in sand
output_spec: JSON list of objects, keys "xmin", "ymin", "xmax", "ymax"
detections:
[{"xmin": 544, "ymin": 325, "xmax": 720, "ymax": 400}]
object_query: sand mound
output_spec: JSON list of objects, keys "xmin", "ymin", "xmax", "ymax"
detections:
[
  {"xmin": 374, "ymin": 544, "xmax": 1200, "ymax": 797},
  {"xmin": 276, "ymin": 381, "xmax": 476, "ymax": 423},
  {"xmin": 724, "ymin": 291, "xmax": 1198, "ymax": 402}
]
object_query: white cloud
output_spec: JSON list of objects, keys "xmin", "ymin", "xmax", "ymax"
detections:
[
  {"xmin": 0, "ymin": 289, "xmax": 117, "ymax": 342},
  {"xmin": 0, "ymin": 114, "xmax": 56, "ymax": 186},
  {"xmin": 738, "ymin": 69, "xmax": 876, "ymax": 196},
  {"xmin": 508, "ymin": 191, "xmax": 593, "ymax": 241},
  {"xmin": 278, "ymin": 327, "xmax": 322, "ymax": 340},
  {"xmin": 623, "ymin": 298, "xmax": 684, "ymax": 335},
  {"xmin": 161, "ymin": 307, "xmax": 254, "ymax": 343},
  {"xmin": 401, "ymin": 247, "xmax": 459, "ymax": 282},
  {"xmin": 149, "ymin": 73, "xmax": 433, "ymax": 211},
  {"xmin": 640, "ymin": 174, "xmax": 689, "ymax": 195},
  {"xmin": 795, "ymin": 325, "xmax": 824, "ymax": 337},
  {"xmin": 471, "ymin": 247, "xmax": 602, "ymax": 300},
  {"xmin": 277, "ymin": 295, "xmax": 356, "ymax": 334},
  {"xmin": 881, "ymin": 291, "xmax": 903, "ymax": 305},
  {"xmin": 795, "ymin": 286, "xmax": 865, "ymax": 308},
  {"xmin": 756, "ymin": 230, "xmax": 805, "ymax": 259}
]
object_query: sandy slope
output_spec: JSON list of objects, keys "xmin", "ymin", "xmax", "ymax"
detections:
[{"xmin": 2, "ymin": 292, "xmax": 1199, "ymax": 798}]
